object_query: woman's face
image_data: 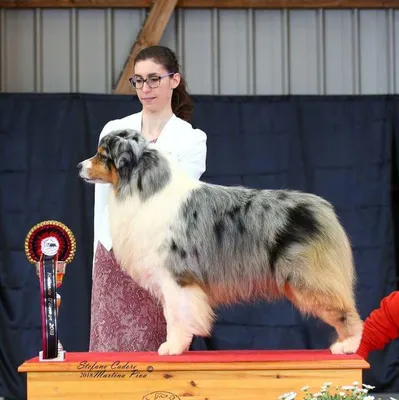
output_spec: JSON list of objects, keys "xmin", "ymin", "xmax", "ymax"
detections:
[{"xmin": 133, "ymin": 59, "xmax": 180, "ymax": 113}]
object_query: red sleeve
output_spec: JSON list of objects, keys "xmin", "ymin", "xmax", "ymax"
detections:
[{"xmin": 356, "ymin": 291, "xmax": 399, "ymax": 359}]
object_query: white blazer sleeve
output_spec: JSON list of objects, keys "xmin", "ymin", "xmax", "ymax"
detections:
[
  {"xmin": 93, "ymin": 121, "xmax": 114, "ymax": 257},
  {"xmin": 177, "ymin": 128, "xmax": 207, "ymax": 180}
]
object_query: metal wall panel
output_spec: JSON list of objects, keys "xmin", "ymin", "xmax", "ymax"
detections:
[
  {"xmin": 324, "ymin": 11, "xmax": 354, "ymax": 94},
  {"xmin": 0, "ymin": 8, "xmax": 398, "ymax": 95}
]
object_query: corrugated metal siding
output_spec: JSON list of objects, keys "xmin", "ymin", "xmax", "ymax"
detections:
[{"xmin": 0, "ymin": 8, "xmax": 398, "ymax": 95}]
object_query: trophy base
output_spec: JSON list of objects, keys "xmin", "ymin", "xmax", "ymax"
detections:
[{"xmin": 39, "ymin": 350, "xmax": 66, "ymax": 362}]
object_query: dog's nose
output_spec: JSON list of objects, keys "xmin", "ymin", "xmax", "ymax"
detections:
[{"xmin": 76, "ymin": 163, "xmax": 82, "ymax": 171}]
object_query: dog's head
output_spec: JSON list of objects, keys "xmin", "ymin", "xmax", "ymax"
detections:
[{"xmin": 77, "ymin": 129, "xmax": 147, "ymax": 187}]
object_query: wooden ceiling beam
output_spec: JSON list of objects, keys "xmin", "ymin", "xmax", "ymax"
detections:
[
  {"xmin": 0, "ymin": 0, "xmax": 398, "ymax": 8},
  {"xmin": 114, "ymin": 0, "xmax": 178, "ymax": 94}
]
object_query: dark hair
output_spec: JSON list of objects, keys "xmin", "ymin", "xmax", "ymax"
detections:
[{"xmin": 134, "ymin": 45, "xmax": 193, "ymax": 122}]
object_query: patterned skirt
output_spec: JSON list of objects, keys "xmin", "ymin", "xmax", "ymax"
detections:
[{"xmin": 89, "ymin": 243, "xmax": 167, "ymax": 352}]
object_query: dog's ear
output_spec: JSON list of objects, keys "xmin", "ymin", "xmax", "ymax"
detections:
[
  {"xmin": 111, "ymin": 145, "xmax": 137, "ymax": 184},
  {"xmin": 115, "ymin": 151, "xmax": 136, "ymax": 171},
  {"xmin": 110, "ymin": 132, "xmax": 146, "ymax": 184},
  {"xmin": 100, "ymin": 130, "xmax": 146, "ymax": 180}
]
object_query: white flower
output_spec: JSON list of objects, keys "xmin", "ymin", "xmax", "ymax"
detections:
[
  {"xmin": 278, "ymin": 381, "xmax": 387, "ymax": 400},
  {"xmin": 341, "ymin": 385, "xmax": 356, "ymax": 390},
  {"xmin": 390, "ymin": 398, "xmax": 398, "ymax": 400},
  {"xmin": 362, "ymin": 384, "xmax": 375, "ymax": 390},
  {"xmin": 278, "ymin": 391, "xmax": 296, "ymax": 400}
]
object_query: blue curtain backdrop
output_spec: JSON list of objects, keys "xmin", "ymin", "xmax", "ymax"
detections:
[{"xmin": 0, "ymin": 93, "xmax": 398, "ymax": 399}]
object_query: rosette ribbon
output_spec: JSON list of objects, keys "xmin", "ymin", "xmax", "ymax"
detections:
[{"xmin": 25, "ymin": 221, "xmax": 76, "ymax": 361}]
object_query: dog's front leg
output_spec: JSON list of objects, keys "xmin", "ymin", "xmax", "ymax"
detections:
[
  {"xmin": 158, "ymin": 285, "xmax": 193, "ymax": 356},
  {"xmin": 157, "ymin": 279, "xmax": 214, "ymax": 356}
]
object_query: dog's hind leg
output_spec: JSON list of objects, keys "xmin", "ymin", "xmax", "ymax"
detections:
[
  {"xmin": 285, "ymin": 285, "xmax": 363, "ymax": 354},
  {"xmin": 158, "ymin": 278, "xmax": 215, "ymax": 356},
  {"xmin": 281, "ymin": 230, "xmax": 364, "ymax": 354},
  {"xmin": 320, "ymin": 307, "xmax": 363, "ymax": 355}
]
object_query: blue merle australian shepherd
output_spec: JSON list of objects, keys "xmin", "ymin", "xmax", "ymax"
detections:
[{"xmin": 78, "ymin": 129, "xmax": 363, "ymax": 356}]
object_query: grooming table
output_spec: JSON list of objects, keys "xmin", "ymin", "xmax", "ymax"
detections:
[{"xmin": 18, "ymin": 349, "xmax": 369, "ymax": 400}]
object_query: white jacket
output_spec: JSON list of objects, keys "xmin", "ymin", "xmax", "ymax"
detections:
[{"xmin": 93, "ymin": 111, "xmax": 207, "ymax": 253}]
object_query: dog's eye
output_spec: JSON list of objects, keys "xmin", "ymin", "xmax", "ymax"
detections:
[{"xmin": 97, "ymin": 153, "xmax": 108, "ymax": 162}]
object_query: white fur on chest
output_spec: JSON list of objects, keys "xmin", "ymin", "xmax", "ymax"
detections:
[{"xmin": 107, "ymin": 169, "xmax": 199, "ymax": 296}]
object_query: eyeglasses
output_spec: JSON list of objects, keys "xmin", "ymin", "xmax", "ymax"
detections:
[{"xmin": 129, "ymin": 72, "xmax": 174, "ymax": 89}]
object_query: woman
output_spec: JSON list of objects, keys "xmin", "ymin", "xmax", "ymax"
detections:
[{"xmin": 89, "ymin": 45, "xmax": 207, "ymax": 352}]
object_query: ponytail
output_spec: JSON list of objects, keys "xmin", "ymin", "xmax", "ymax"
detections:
[{"xmin": 172, "ymin": 75, "xmax": 193, "ymax": 123}]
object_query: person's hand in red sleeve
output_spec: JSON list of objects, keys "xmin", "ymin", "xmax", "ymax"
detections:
[{"xmin": 356, "ymin": 291, "xmax": 399, "ymax": 359}]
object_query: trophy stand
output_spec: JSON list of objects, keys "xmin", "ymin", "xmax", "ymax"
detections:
[{"xmin": 25, "ymin": 221, "xmax": 76, "ymax": 362}]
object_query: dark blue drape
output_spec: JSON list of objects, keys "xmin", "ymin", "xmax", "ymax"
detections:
[{"xmin": 0, "ymin": 93, "xmax": 398, "ymax": 399}]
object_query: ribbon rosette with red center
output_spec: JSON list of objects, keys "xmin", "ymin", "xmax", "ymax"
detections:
[{"xmin": 25, "ymin": 220, "xmax": 76, "ymax": 359}]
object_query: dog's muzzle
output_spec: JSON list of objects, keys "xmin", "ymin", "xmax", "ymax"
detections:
[{"xmin": 77, "ymin": 160, "xmax": 93, "ymax": 181}]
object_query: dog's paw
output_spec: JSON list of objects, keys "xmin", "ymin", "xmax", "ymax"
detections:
[
  {"xmin": 330, "ymin": 334, "xmax": 361, "ymax": 355},
  {"xmin": 330, "ymin": 341, "xmax": 345, "ymax": 354},
  {"xmin": 157, "ymin": 341, "xmax": 185, "ymax": 356}
]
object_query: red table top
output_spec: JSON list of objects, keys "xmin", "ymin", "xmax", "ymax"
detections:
[{"xmin": 24, "ymin": 349, "xmax": 364, "ymax": 364}]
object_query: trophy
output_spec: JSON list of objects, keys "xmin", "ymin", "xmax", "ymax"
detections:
[{"xmin": 25, "ymin": 220, "xmax": 76, "ymax": 362}]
